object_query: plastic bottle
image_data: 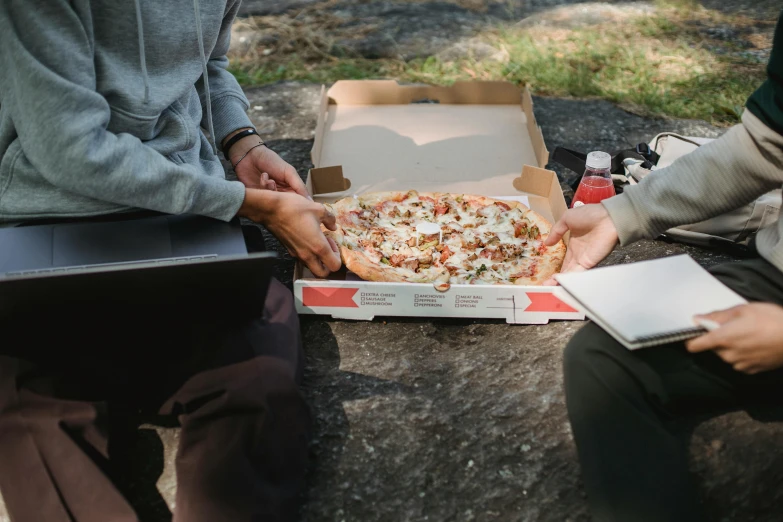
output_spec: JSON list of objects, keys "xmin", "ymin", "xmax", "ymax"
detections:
[{"xmin": 571, "ymin": 151, "xmax": 616, "ymax": 208}]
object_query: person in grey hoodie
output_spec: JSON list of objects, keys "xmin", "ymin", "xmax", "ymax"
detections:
[{"xmin": 0, "ymin": 1, "xmax": 339, "ymax": 521}]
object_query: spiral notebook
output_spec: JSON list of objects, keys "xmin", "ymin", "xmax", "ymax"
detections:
[{"xmin": 554, "ymin": 255, "xmax": 747, "ymax": 350}]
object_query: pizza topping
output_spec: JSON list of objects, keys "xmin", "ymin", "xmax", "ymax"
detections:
[
  {"xmin": 513, "ymin": 221, "xmax": 528, "ymax": 238},
  {"xmin": 389, "ymin": 254, "xmax": 405, "ymax": 267},
  {"xmin": 434, "ymin": 204, "xmax": 449, "ymax": 216},
  {"xmin": 529, "ymin": 225, "xmax": 541, "ymax": 240},
  {"xmin": 329, "ymin": 191, "xmax": 561, "ymax": 285},
  {"xmin": 439, "ymin": 246, "xmax": 452, "ymax": 263}
]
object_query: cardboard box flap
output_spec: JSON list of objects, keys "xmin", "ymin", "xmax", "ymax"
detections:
[
  {"xmin": 522, "ymin": 86, "xmax": 549, "ymax": 168},
  {"xmin": 514, "ymin": 165, "xmax": 569, "ymax": 238},
  {"xmin": 308, "ymin": 166, "xmax": 351, "ymax": 195},
  {"xmin": 328, "ymin": 80, "xmax": 522, "ymax": 106},
  {"xmin": 311, "ymin": 85, "xmax": 329, "ymax": 168}
]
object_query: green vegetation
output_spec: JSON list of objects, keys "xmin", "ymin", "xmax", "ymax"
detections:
[{"xmin": 229, "ymin": 3, "xmax": 771, "ymax": 125}]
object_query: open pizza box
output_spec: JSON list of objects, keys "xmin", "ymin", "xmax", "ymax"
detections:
[{"xmin": 294, "ymin": 80, "xmax": 585, "ymax": 324}]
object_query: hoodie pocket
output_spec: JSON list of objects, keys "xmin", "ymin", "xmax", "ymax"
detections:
[{"xmin": 108, "ymin": 99, "xmax": 198, "ymax": 158}]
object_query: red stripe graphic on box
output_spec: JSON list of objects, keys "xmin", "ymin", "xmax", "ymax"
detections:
[
  {"xmin": 524, "ymin": 292, "xmax": 578, "ymax": 313},
  {"xmin": 302, "ymin": 287, "xmax": 359, "ymax": 308}
]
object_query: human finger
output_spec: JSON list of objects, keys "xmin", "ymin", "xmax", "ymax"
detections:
[
  {"xmin": 686, "ymin": 331, "xmax": 722, "ymax": 353},
  {"xmin": 732, "ymin": 360, "xmax": 756, "ymax": 374},
  {"xmin": 545, "ymin": 218, "xmax": 569, "ymax": 246},
  {"xmin": 694, "ymin": 306, "xmax": 745, "ymax": 326},
  {"xmin": 560, "ymin": 253, "xmax": 587, "ymax": 276},
  {"xmin": 315, "ymin": 237, "xmax": 342, "ymax": 272},
  {"xmin": 284, "ymin": 165, "xmax": 309, "ymax": 199},
  {"xmin": 686, "ymin": 320, "xmax": 744, "ymax": 353},
  {"xmin": 712, "ymin": 346, "xmax": 741, "ymax": 364},
  {"xmin": 320, "ymin": 205, "xmax": 337, "ymax": 231},
  {"xmin": 301, "ymin": 252, "xmax": 329, "ymax": 278}
]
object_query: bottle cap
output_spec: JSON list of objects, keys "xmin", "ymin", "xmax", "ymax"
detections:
[{"xmin": 586, "ymin": 151, "xmax": 611, "ymax": 170}]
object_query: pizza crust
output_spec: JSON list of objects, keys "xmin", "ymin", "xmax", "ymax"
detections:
[
  {"xmin": 341, "ymin": 247, "xmax": 411, "ymax": 282},
  {"xmin": 512, "ymin": 208, "xmax": 566, "ymax": 285}
]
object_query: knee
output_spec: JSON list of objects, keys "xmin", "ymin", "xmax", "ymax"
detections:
[
  {"xmin": 264, "ymin": 280, "xmax": 300, "ymax": 332},
  {"xmin": 562, "ymin": 322, "xmax": 628, "ymax": 389},
  {"xmin": 563, "ymin": 323, "xmax": 610, "ymax": 370}
]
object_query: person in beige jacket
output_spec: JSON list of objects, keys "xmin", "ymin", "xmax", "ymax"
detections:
[{"xmin": 545, "ymin": 11, "xmax": 783, "ymax": 522}]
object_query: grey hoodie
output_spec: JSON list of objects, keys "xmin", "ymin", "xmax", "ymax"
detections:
[{"xmin": 0, "ymin": 0, "xmax": 252, "ymax": 223}]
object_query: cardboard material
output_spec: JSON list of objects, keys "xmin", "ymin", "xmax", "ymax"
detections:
[{"xmin": 295, "ymin": 80, "xmax": 584, "ymax": 324}]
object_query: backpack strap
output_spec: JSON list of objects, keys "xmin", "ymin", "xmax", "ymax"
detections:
[
  {"xmin": 634, "ymin": 142, "xmax": 660, "ymax": 166},
  {"xmin": 552, "ymin": 146, "xmax": 649, "ymax": 175},
  {"xmin": 551, "ymin": 147, "xmax": 588, "ymax": 176}
]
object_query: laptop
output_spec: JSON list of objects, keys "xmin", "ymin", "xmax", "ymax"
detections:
[{"xmin": 0, "ymin": 214, "xmax": 277, "ymax": 326}]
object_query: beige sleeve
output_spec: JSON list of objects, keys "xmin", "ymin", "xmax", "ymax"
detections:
[{"xmin": 602, "ymin": 110, "xmax": 783, "ymax": 245}]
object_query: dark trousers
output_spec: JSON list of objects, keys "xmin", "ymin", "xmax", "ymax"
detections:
[
  {"xmin": 0, "ymin": 277, "xmax": 310, "ymax": 522},
  {"xmin": 563, "ymin": 257, "xmax": 783, "ymax": 522}
]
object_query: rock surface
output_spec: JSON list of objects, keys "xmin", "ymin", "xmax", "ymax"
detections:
[
  {"xmin": 249, "ymin": 82, "xmax": 783, "ymax": 522},
  {"xmin": 187, "ymin": 18, "xmax": 770, "ymax": 514},
  {"xmin": 2, "ymin": 79, "xmax": 782, "ymax": 522}
]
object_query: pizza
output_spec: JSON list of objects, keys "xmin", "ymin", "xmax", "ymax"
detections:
[{"xmin": 324, "ymin": 191, "xmax": 566, "ymax": 285}]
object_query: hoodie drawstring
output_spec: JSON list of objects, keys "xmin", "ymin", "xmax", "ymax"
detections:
[
  {"xmin": 134, "ymin": 0, "xmax": 219, "ymax": 156},
  {"xmin": 193, "ymin": 0, "xmax": 219, "ymax": 156},
  {"xmin": 133, "ymin": 0, "xmax": 150, "ymax": 104}
]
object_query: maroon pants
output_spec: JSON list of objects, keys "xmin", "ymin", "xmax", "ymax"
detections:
[{"xmin": 0, "ymin": 279, "xmax": 310, "ymax": 522}]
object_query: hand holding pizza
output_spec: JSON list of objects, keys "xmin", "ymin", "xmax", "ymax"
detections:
[
  {"xmin": 543, "ymin": 203, "xmax": 619, "ymax": 284},
  {"xmin": 238, "ymin": 189, "xmax": 341, "ymax": 277}
]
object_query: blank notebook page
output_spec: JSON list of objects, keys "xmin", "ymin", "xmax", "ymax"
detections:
[{"xmin": 555, "ymin": 255, "xmax": 747, "ymax": 343}]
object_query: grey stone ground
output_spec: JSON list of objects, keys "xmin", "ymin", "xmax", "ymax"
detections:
[
  {"xmin": 39, "ymin": 83, "xmax": 775, "ymax": 522},
  {"xmin": 246, "ymin": 82, "xmax": 783, "ymax": 522}
]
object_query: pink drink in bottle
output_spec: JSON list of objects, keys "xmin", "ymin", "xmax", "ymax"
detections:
[{"xmin": 571, "ymin": 151, "xmax": 615, "ymax": 208}]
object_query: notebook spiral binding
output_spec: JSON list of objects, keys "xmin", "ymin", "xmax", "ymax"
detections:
[{"xmin": 634, "ymin": 326, "xmax": 706, "ymax": 348}]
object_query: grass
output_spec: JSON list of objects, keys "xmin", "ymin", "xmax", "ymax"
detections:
[{"xmin": 229, "ymin": 1, "xmax": 772, "ymax": 125}]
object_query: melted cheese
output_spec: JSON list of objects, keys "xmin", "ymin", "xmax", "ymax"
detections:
[{"xmin": 337, "ymin": 192, "xmax": 545, "ymax": 284}]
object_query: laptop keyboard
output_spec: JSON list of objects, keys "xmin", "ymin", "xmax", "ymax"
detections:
[{"xmin": 3, "ymin": 254, "xmax": 219, "ymax": 278}]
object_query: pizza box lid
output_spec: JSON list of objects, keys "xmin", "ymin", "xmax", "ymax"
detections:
[{"xmin": 306, "ymin": 80, "xmax": 566, "ymax": 236}]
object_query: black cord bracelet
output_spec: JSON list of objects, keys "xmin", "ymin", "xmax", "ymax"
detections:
[
  {"xmin": 222, "ymin": 128, "xmax": 258, "ymax": 156},
  {"xmin": 232, "ymin": 142, "xmax": 267, "ymax": 169}
]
